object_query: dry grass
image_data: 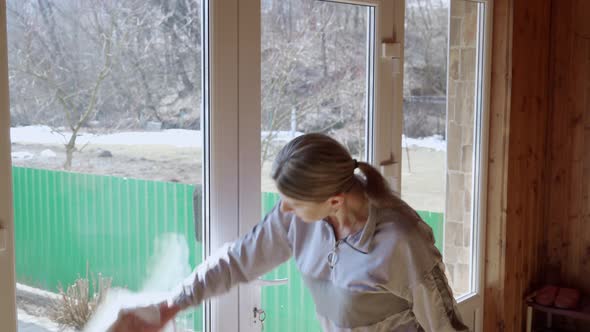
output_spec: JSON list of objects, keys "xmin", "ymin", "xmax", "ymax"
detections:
[{"xmin": 49, "ymin": 270, "xmax": 112, "ymax": 330}]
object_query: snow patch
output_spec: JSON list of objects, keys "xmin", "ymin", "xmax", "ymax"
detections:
[
  {"xmin": 11, "ymin": 126, "xmax": 447, "ymax": 152},
  {"xmin": 18, "ymin": 309, "xmax": 72, "ymax": 332},
  {"xmin": 402, "ymin": 134, "xmax": 446, "ymax": 152},
  {"xmin": 11, "ymin": 126, "xmax": 203, "ymax": 148},
  {"xmin": 11, "ymin": 151, "xmax": 34, "ymax": 160},
  {"xmin": 11, "ymin": 126, "xmax": 68, "ymax": 145},
  {"xmin": 41, "ymin": 149, "xmax": 57, "ymax": 158},
  {"xmin": 17, "ymin": 283, "xmax": 60, "ymax": 300}
]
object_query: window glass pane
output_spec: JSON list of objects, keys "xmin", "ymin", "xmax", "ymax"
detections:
[
  {"xmin": 8, "ymin": 1, "xmax": 207, "ymax": 330},
  {"xmin": 402, "ymin": 0, "xmax": 485, "ymax": 298},
  {"xmin": 260, "ymin": 0, "xmax": 373, "ymax": 330},
  {"xmin": 402, "ymin": 0, "xmax": 449, "ymax": 266}
]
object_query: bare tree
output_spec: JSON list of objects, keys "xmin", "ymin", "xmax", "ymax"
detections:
[
  {"xmin": 8, "ymin": 0, "xmax": 203, "ymax": 168},
  {"xmin": 404, "ymin": 0, "xmax": 449, "ymax": 138},
  {"xmin": 7, "ymin": 0, "xmax": 449, "ymax": 171},
  {"xmin": 404, "ymin": 0, "xmax": 448, "ymax": 96},
  {"xmin": 261, "ymin": 0, "xmax": 368, "ymax": 162},
  {"xmin": 9, "ymin": 1, "xmax": 115, "ymax": 169}
]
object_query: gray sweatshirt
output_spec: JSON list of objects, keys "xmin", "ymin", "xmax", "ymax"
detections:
[{"xmin": 170, "ymin": 201, "xmax": 470, "ymax": 332}]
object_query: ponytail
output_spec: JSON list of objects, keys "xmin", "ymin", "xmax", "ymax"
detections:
[
  {"xmin": 356, "ymin": 161, "xmax": 402, "ymax": 209},
  {"xmin": 273, "ymin": 133, "xmax": 412, "ymax": 214}
]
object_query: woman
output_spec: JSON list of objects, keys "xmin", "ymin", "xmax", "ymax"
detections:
[{"xmin": 112, "ymin": 133, "xmax": 469, "ymax": 332}]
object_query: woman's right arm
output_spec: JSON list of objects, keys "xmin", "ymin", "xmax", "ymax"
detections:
[{"xmin": 167, "ymin": 202, "xmax": 294, "ymax": 311}]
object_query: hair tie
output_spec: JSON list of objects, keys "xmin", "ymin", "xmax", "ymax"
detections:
[{"xmin": 353, "ymin": 159, "xmax": 359, "ymax": 169}]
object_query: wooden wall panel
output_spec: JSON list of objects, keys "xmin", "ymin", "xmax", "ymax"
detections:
[
  {"xmin": 546, "ymin": 0, "xmax": 590, "ymax": 294},
  {"xmin": 485, "ymin": 0, "xmax": 590, "ymax": 330},
  {"xmin": 483, "ymin": 0, "xmax": 512, "ymax": 329},
  {"xmin": 484, "ymin": 0, "xmax": 552, "ymax": 331},
  {"xmin": 504, "ymin": 0, "xmax": 552, "ymax": 329}
]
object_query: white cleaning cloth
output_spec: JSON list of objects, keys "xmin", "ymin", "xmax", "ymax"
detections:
[
  {"xmin": 84, "ymin": 288, "xmax": 173, "ymax": 332},
  {"xmin": 84, "ymin": 233, "xmax": 190, "ymax": 332}
]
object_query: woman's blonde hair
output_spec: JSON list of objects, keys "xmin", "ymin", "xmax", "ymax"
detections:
[{"xmin": 271, "ymin": 133, "xmax": 400, "ymax": 208}]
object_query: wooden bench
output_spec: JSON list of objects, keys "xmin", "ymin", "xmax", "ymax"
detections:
[{"xmin": 526, "ymin": 293, "xmax": 590, "ymax": 331}]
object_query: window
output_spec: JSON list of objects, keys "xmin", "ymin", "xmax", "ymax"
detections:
[
  {"xmin": 258, "ymin": 1, "xmax": 375, "ymax": 330},
  {"xmin": 402, "ymin": 0, "xmax": 491, "ymax": 328},
  {"xmin": 8, "ymin": 1, "xmax": 207, "ymax": 330}
]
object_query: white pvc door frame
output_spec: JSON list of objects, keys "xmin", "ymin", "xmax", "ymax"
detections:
[
  {"xmin": 0, "ymin": 0, "xmax": 18, "ymax": 330},
  {"xmin": 453, "ymin": 1, "xmax": 493, "ymax": 331}
]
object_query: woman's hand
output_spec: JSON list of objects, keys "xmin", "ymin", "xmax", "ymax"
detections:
[
  {"xmin": 157, "ymin": 301, "xmax": 182, "ymax": 325},
  {"xmin": 108, "ymin": 301, "xmax": 181, "ymax": 332},
  {"xmin": 109, "ymin": 311, "xmax": 162, "ymax": 332}
]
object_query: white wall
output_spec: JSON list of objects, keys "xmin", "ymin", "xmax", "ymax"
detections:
[{"xmin": 0, "ymin": 1, "xmax": 17, "ymax": 331}]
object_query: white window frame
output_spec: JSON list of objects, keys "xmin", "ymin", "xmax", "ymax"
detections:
[
  {"xmin": 453, "ymin": 1, "xmax": 493, "ymax": 331},
  {"xmin": 0, "ymin": 0, "xmax": 492, "ymax": 330},
  {"xmin": 0, "ymin": 0, "xmax": 18, "ymax": 330}
]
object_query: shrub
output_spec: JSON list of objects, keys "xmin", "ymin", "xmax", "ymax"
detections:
[{"xmin": 50, "ymin": 271, "xmax": 112, "ymax": 330}]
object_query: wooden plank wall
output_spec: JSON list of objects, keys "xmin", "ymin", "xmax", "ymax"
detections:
[
  {"xmin": 484, "ymin": 0, "xmax": 590, "ymax": 330},
  {"xmin": 546, "ymin": 0, "xmax": 590, "ymax": 294},
  {"xmin": 484, "ymin": 0, "xmax": 552, "ymax": 331},
  {"xmin": 483, "ymin": 0, "xmax": 513, "ymax": 329},
  {"xmin": 504, "ymin": 0, "xmax": 553, "ymax": 329}
]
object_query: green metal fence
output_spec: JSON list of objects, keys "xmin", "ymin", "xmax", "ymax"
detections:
[
  {"xmin": 12, "ymin": 167, "xmax": 444, "ymax": 332},
  {"xmin": 12, "ymin": 167, "xmax": 204, "ymax": 330},
  {"xmin": 260, "ymin": 193, "xmax": 322, "ymax": 332}
]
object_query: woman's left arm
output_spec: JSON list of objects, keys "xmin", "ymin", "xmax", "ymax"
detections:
[
  {"xmin": 385, "ymin": 217, "xmax": 470, "ymax": 332},
  {"xmin": 411, "ymin": 263, "xmax": 470, "ymax": 332}
]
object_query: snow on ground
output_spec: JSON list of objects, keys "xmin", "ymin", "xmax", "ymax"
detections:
[
  {"xmin": 18, "ymin": 320, "xmax": 51, "ymax": 332},
  {"xmin": 402, "ymin": 134, "xmax": 446, "ymax": 152},
  {"xmin": 11, "ymin": 151, "xmax": 34, "ymax": 161},
  {"xmin": 40, "ymin": 149, "xmax": 57, "ymax": 158},
  {"xmin": 16, "ymin": 283, "xmax": 64, "ymax": 332},
  {"xmin": 11, "ymin": 125, "xmax": 446, "ymax": 151},
  {"xmin": 14, "ymin": 282, "xmax": 120, "ymax": 332},
  {"xmin": 18, "ymin": 309, "xmax": 72, "ymax": 332},
  {"xmin": 16, "ymin": 283, "xmax": 60, "ymax": 300},
  {"xmin": 10, "ymin": 126, "xmax": 203, "ymax": 148}
]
